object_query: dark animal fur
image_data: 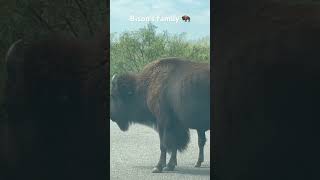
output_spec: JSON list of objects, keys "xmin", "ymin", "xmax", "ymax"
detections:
[
  {"xmin": 182, "ymin": 15, "xmax": 190, "ymax": 22},
  {"xmin": 213, "ymin": 1, "xmax": 320, "ymax": 180},
  {"xmin": 3, "ymin": 35, "xmax": 108, "ymax": 180},
  {"xmin": 111, "ymin": 58, "xmax": 210, "ymax": 152}
]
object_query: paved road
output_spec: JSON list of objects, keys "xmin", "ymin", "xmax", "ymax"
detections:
[{"xmin": 110, "ymin": 122, "xmax": 211, "ymax": 180}]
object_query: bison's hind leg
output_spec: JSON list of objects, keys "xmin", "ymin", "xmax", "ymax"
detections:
[{"xmin": 195, "ymin": 129, "xmax": 206, "ymax": 167}]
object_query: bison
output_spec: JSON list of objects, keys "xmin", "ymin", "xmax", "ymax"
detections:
[
  {"xmin": 110, "ymin": 58, "xmax": 210, "ymax": 173},
  {"xmin": 213, "ymin": 1, "xmax": 320, "ymax": 179},
  {"xmin": 182, "ymin": 15, "xmax": 190, "ymax": 22},
  {"xmin": 2, "ymin": 34, "xmax": 108, "ymax": 180}
]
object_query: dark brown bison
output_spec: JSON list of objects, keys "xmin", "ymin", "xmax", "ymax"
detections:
[
  {"xmin": 213, "ymin": 1, "xmax": 320, "ymax": 180},
  {"xmin": 110, "ymin": 58, "xmax": 210, "ymax": 173},
  {"xmin": 182, "ymin": 15, "xmax": 190, "ymax": 22},
  {"xmin": 2, "ymin": 34, "xmax": 108, "ymax": 180}
]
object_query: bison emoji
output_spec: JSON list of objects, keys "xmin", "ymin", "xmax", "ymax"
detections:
[{"xmin": 182, "ymin": 15, "xmax": 190, "ymax": 22}]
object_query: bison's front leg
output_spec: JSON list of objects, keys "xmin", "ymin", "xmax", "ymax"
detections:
[
  {"xmin": 195, "ymin": 129, "xmax": 206, "ymax": 167},
  {"xmin": 163, "ymin": 148, "xmax": 177, "ymax": 171},
  {"xmin": 152, "ymin": 128, "xmax": 167, "ymax": 173}
]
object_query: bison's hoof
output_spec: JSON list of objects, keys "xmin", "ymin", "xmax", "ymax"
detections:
[
  {"xmin": 195, "ymin": 162, "xmax": 202, "ymax": 168},
  {"xmin": 163, "ymin": 165, "xmax": 175, "ymax": 171},
  {"xmin": 152, "ymin": 167, "xmax": 163, "ymax": 173}
]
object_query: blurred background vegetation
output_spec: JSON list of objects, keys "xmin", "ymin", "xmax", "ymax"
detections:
[
  {"xmin": 110, "ymin": 23, "xmax": 210, "ymax": 76},
  {"xmin": 0, "ymin": 0, "xmax": 107, "ymax": 118}
]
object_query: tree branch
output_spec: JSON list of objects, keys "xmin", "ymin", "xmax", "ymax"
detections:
[
  {"xmin": 62, "ymin": 15, "xmax": 78, "ymax": 37},
  {"xmin": 74, "ymin": 0, "xmax": 94, "ymax": 35},
  {"xmin": 28, "ymin": 6, "xmax": 54, "ymax": 32}
]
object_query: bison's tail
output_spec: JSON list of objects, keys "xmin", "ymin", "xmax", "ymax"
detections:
[{"xmin": 163, "ymin": 122, "xmax": 190, "ymax": 153}]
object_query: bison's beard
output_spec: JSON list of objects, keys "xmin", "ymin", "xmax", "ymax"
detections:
[{"xmin": 116, "ymin": 121, "xmax": 129, "ymax": 131}]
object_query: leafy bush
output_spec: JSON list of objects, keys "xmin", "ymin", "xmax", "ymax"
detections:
[{"xmin": 111, "ymin": 23, "xmax": 210, "ymax": 76}]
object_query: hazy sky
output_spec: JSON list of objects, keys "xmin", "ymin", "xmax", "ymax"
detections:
[{"xmin": 110, "ymin": 0, "xmax": 210, "ymax": 40}]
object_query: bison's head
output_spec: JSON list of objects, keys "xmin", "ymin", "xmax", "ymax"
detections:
[{"xmin": 110, "ymin": 73, "xmax": 148, "ymax": 131}]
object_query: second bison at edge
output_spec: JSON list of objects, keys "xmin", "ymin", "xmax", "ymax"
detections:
[{"xmin": 110, "ymin": 58, "xmax": 210, "ymax": 173}]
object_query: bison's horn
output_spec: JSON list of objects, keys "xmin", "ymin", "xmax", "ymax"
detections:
[
  {"xmin": 5, "ymin": 39, "xmax": 25, "ymax": 79},
  {"xmin": 111, "ymin": 74, "xmax": 117, "ymax": 86},
  {"xmin": 5, "ymin": 39, "xmax": 24, "ymax": 64}
]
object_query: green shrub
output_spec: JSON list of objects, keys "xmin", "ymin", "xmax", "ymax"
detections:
[{"xmin": 110, "ymin": 23, "xmax": 210, "ymax": 76}]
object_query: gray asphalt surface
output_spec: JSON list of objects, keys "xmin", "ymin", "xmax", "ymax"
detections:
[{"xmin": 110, "ymin": 122, "xmax": 211, "ymax": 180}]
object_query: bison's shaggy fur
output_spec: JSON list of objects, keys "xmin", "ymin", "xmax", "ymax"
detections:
[
  {"xmin": 111, "ymin": 58, "xmax": 210, "ymax": 172},
  {"xmin": 3, "ymin": 35, "xmax": 108, "ymax": 180},
  {"xmin": 213, "ymin": 1, "xmax": 320, "ymax": 180}
]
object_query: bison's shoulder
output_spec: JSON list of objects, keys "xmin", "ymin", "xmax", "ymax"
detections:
[
  {"xmin": 141, "ymin": 57, "xmax": 208, "ymax": 77},
  {"xmin": 141, "ymin": 57, "xmax": 188, "ymax": 72},
  {"xmin": 138, "ymin": 58, "xmax": 209, "ymax": 118},
  {"xmin": 139, "ymin": 58, "xmax": 185, "ymax": 87}
]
